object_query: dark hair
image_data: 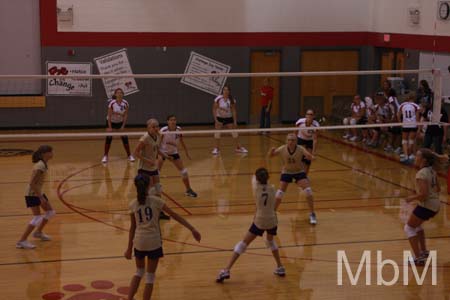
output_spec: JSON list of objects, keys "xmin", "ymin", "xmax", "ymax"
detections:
[
  {"xmin": 134, "ymin": 174, "xmax": 150, "ymax": 205},
  {"xmin": 32, "ymin": 145, "xmax": 53, "ymax": 163},
  {"xmin": 418, "ymin": 148, "xmax": 437, "ymax": 167},
  {"xmin": 166, "ymin": 114, "xmax": 176, "ymax": 121},
  {"xmin": 383, "ymin": 80, "xmax": 392, "ymax": 89},
  {"xmin": 222, "ymin": 85, "xmax": 236, "ymax": 104},
  {"xmin": 388, "ymin": 88, "xmax": 397, "ymax": 97},
  {"xmin": 112, "ymin": 88, "xmax": 124, "ymax": 100},
  {"xmin": 420, "ymin": 80, "xmax": 431, "ymax": 93},
  {"xmin": 255, "ymin": 167, "xmax": 269, "ymax": 185}
]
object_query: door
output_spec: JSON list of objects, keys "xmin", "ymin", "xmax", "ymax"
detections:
[
  {"xmin": 250, "ymin": 51, "xmax": 281, "ymax": 124},
  {"xmin": 300, "ymin": 51, "xmax": 359, "ymax": 117}
]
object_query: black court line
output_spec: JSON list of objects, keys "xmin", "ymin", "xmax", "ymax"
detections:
[{"xmin": 2, "ymin": 235, "xmax": 449, "ymax": 267}]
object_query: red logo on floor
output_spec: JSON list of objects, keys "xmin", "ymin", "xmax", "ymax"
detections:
[{"xmin": 42, "ymin": 280, "xmax": 129, "ymax": 300}]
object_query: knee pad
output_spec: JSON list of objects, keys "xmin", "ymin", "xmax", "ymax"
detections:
[
  {"xmin": 29, "ymin": 215, "xmax": 43, "ymax": 226},
  {"xmin": 404, "ymin": 224, "xmax": 417, "ymax": 238},
  {"xmin": 121, "ymin": 136, "xmax": 129, "ymax": 145},
  {"xmin": 44, "ymin": 210, "xmax": 55, "ymax": 220},
  {"xmin": 105, "ymin": 136, "xmax": 113, "ymax": 144},
  {"xmin": 350, "ymin": 118, "xmax": 357, "ymax": 125},
  {"xmin": 214, "ymin": 132, "xmax": 221, "ymax": 139},
  {"xmin": 145, "ymin": 272, "xmax": 155, "ymax": 284},
  {"xmin": 265, "ymin": 239, "xmax": 278, "ymax": 251},
  {"xmin": 275, "ymin": 189, "xmax": 284, "ymax": 199},
  {"xmin": 416, "ymin": 225, "xmax": 423, "ymax": 233},
  {"xmin": 402, "ymin": 139, "xmax": 408, "ymax": 145},
  {"xmin": 233, "ymin": 241, "xmax": 247, "ymax": 255},
  {"xmin": 343, "ymin": 118, "xmax": 349, "ymax": 125},
  {"xmin": 408, "ymin": 139, "xmax": 415, "ymax": 145},
  {"xmin": 135, "ymin": 268, "xmax": 145, "ymax": 278},
  {"xmin": 180, "ymin": 168, "xmax": 188, "ymax": 179},
  {"xmin": 304, "ymin": 187, "xmax": 313, "ymax": 197},
  {"xmin": 231, "ymin": 132, "xmax": 238, "ymax": 138}
]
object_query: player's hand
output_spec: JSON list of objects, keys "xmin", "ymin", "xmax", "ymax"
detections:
[
  {"xmin": 124, "ymin": 248, "xmax": 132, "ymax": 259},
  {"xmin": 106, "ymin": 127, "xmax": 112, "ymax": 132},
  {"xmin": 119, "ymin": 126, "xmax": 125, "ymax": 131},
  {"xmin": 215, "ymin": 119, "xmax": 222, "ymax": 127},
  {"xmin": 191, "ymin": 229, "xmax": 201, "ymax": 242}
]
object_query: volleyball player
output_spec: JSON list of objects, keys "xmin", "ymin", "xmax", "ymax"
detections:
[
  {"xmin": 16, "ymin": 145, "xmax": 56, "ymax": 249},
  {"xmin": 125, "ymin": 174, "xmax": 201, "ymax": 300},
  {"xmin": 342, "ymin": 95, "xmax": 366, "ymax": 142},
  {"xmin": 158, "ymin": 115, "xmax": 197, "ymax": 197},
  {"xmin": 216, "ymin": 167, "xmax": 285, "ymax": 283},
  {"xmin": 295, "ymin": 109, "xmax": 319, "ymax": 174},
  {"xmin": 398, "ymin": 93, "xmax": 420, "ymax": 163},
  {"xmin": 404, "ymin": 148, "xmax": 444, "ymax": 265},
  {"xmin": 211, "ymin": 85, "xmax": 248, "ymax": 155},
  {"xmin": 269, "ymin": 133, "xmax": 317, "ymax": 225},
  {"xmin": 102, "ymin": 88, "xmax": 134, "ymax": 163},
  {"xmin": 134, "ymin": 118, "xmax": 171, "ymax": 220}
]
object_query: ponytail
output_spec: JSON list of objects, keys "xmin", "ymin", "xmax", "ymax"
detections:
[
  {"xmin": 32, "ymin": 145, "xmax": 53, "ymax": 163},
  {"xmin": 134, "ymin": 174, "xmax": 150, "ymax": 205}
]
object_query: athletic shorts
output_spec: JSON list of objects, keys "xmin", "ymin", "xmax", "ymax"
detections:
[
  {"xmin": 105, "ymin": 121, "xmax": 124, "ymax": 130},
  {"xmin": 357, "ymin": 117, "xmax": 367, "ymax": 125},
  {"xmin": 249, "ymin": 223, "xmax": 277, "ymax": 236},
  {"xmin": 138, "ymin": 169, "xmax": 159, "ymax": 177},
  {"xmin": 162, "ymin": 153, "xmax": 180, "ymax": 161},
  {"xmin": 280, "ymin": 172, "xmax": 307, "ymax": 183},
  {"xmin": 402, "ymin": 127, "xmax": 418, "ymax": 133},
  {"xmin": 25, "ymin": 194, "xmax": 48, "ymax": 208},
  {"xmin": 216, "ymin": 117, "xmax": 234, "ymax": 126},
  {"xmin": 134, "ymin": 247, "xmax": 164, "ymax": 259},
  {"xmin": 413, "ymin": 205, "xmax": 438, "ymax": 221},
  {"xmin": 389, "ymin": 126, "xmax": 402, "ymax": 135}
]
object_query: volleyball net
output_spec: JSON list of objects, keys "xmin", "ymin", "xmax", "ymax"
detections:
[{"xmin": 0, "ymin": 68, "xmax": 445, "ymax": 140}]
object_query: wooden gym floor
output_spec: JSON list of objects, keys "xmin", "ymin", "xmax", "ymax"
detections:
[{"xmin": 0, "ymin": 129, "xmax": 449, "ymax": 300}]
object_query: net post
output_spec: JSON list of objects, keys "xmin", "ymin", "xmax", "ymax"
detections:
[{"xmin": 432, "ymin": 68, "xmax": 442, "ymax": 123}]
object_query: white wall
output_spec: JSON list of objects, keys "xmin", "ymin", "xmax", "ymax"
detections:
[
  {"xmin": 0, "ymin": 0, "xmax": 41, "ymax": 93},
  {"xmin": 371, "ymin": 0, "xmax": 450, "ymax": 36},
  {"xmin": 57, "ymin": 0, "xmax": 371, "ymax": 32},
  {"xmin": 57, "ymin": 0, "xmax": 450, "ymax": 36}
]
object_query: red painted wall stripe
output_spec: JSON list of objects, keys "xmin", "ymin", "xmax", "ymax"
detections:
[{"xmin": 40, "ymin": 0, "xmax": 450, "ymax": 50}]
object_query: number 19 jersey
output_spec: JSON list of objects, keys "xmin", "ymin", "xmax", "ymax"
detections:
[{"xmin": 129, "ymin": 196, "xmax": 165, "ymax": 251}]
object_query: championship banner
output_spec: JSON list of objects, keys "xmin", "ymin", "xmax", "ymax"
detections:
[
  {"xmin": 94, "ymin": 49, "xmax": 139, "ymax": 98},
  {"xmin": 46, "ymin": 61, "xmax": 92, "ymax": 96},
  {"xmin": 181, "ymin": 52, "xmax": 231, "ymax": 96}
]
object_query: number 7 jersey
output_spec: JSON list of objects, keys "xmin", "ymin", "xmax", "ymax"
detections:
[
  {"xmin": 253, "ymin": 183, "xmax": 277, "ymax": 229},
  {"xmin": 129, "ymin": 196, "xmax": 165, "ymax": 251}
]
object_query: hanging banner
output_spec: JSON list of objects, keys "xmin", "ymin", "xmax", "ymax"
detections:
[
  {"xmin": 181, "ymin": 52, "xmax": 231, "ymax": 96},
  {"xmin": 94, "ymin": 49, "xmax": 139, "ymax": 98},
  {"xmin": 46, "ymin": 61, "xmax": 92, "ymax": 96}
]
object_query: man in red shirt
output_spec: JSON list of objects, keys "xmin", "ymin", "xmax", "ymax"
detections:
[{"xmin": 260, "ymin": 78, "xmax": 274, "ymax": 132}]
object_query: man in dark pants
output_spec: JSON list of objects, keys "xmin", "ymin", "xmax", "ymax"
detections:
[
  {"xmin": 422, "ymin": 105, "xmax": 448, "ymax": 154},
  {"xmin": 259, "ymin": 78, "xmax": 274, "ymax": 133}
]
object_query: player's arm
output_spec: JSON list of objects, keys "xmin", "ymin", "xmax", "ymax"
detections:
[
  {"xmin": 162, "ymin": 205, "xmax": 201, "ymax": 242},
  {"xmin": 212, "ymin": 102, "xmax": 219, "ymax": 123},
  {"xmin": 29, "ymin": 169, "xmax": 44, "ymax": 199},
  {"xmin": 232, "ymin": 102, "xmax": 238, "ymax": 127},
  {"xmin": 121, "ymin": 105, "xmax": 129, "ymax": 129},
  {"xmin": 268, "ymin": 146, "xmax": 282, "ymax": 157},
  {"xmin": 124, "ymin": 213, "xmax": 136, "ymax": 259},
  {"xmin": 397, "ymin": 107, "xmax": 402, "ymax": 123},
  {"xmin": 179, "ymin": 135, "xmax": 191, "ymax": 160},
  {"xmin": 300, "ymin": 145, "xmax": 314, "ymax": 161},
  {"xmin": 107, "ymin": 106, "xmax": 113, "ymax": 131},
  {"xmin": 312, "ymin": 131, "xmax": 318, "ymax": 155}
]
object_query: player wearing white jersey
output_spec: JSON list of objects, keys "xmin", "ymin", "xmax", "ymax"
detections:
[
  {"xmin": 125, "ymin": 174, "xmax": 201, "ymax": 300},
  {"xmin": 398, "ymin": 93, "xmax": 421, "ymax": 163},
  {"xmin": 102, "ymin": 88, "xmax": 134, "ymax": 163},
  {"xmin": 295, "ymin": 109, "xmax": 319, "ymax": 174},
  {"xmin": 342, "ymin": 95, "xmax": 367, "ymax": 142},
  {"xmin": 216, "ymin": 168, "xmax": 285, "ymax": 283},
  {"xmin": 212, "ymin": 85, "xmax": 248, "ymax": 155},
  {"xmin": 269, "ymin": 133, "xmax": 317, "ymax": 225},
  {"xmin": 158, "ymin": 115, "xmax": 197, "ymax": 198}
]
